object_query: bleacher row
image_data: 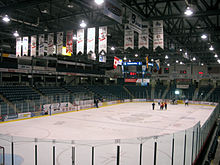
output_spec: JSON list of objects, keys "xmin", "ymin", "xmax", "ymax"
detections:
[{"xmin": 0, "ymin": 85, "xmax": 220, "ymax": 116}]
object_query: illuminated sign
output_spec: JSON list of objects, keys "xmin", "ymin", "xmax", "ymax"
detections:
[
  {"xmin": 123, "ymin": 62, "xmax": 142, "ymax": 66},
  {"xmin": 199, "ymin": 72, "xmax": 203, "ymax": 75}
]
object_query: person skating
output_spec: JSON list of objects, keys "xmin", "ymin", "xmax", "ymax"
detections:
[
  {"xmin": 152, "ymin": 102, "xmax": 155, "ymax": 110},
  {"xmin": 185, "ymin": 99, "xmax": 189, "ymax": 106},
  {"xmin": 164, "ymin": 102, "xmax": 167, "ymax": 110}
]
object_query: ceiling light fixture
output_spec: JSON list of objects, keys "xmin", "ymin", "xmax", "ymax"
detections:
[
  {"xmin": 209, "ymin": 45, "xmax": 214, "ymax": 51},
  {"xmin": 176, "ymin": 60, "xmax": 179, "ymax": 63},
  {"xmin": 111, "ymin": 47, "xmax": 115, "ymax": 51},
  {"xmin": 180, "ymin": 49, "xmax": 182, "ymax": 52},
  {"xmin": 167, "ymin": 63, "xmax": 170, "ymax": 66},
  {"xmin": 201, "ymin": 63, "xmax": 204, "ymax": 66},
  {"xmin": 80, "ymin": 20, "xmax": 87, "ymax": 28},
  {"xmin": 201, "ymin": 34, "xmax": 207, "ymax": 39},
  {"xmin": 165, "ymin": 55, "xmax": 168, "ymax": 59},
  {"xmin": 218, "ymin": 59, "xmax": 220, "ymax": 64},
  {"xmin": 214, "ymin": 54, "xmax": 218, "ymax": 58},
  {"xmin": 2, "ymin": 15, "xmax": 10, "ymax": 23},
  {"xmin": 73, "ymin": 34, "xmax": 77, "ymax": 40},
  {"xmin": 95, "ymin": 0, "xmax": 104, "ymax": 5},
  {"xmin": 135, "ymin": 54, "xmax": 138, "ymax": 57},
  {"xmin": 180, "ymin": 61, "xmax": 183, "ymax": 65},
  {"xmin": 193, "ymin": 57, "xmax": 196, "ymax": 61},
  {"xmin": 151, "ymin": 59, "xmax": 154, "ymax": 62},
  {"xmin": 13, "ymin": 31, "xmax": 19, "ymax": 37},
  {"xmin": 184, "ymin": 7, "xmax": 193, "ymax": 16},
  {"xmin": 123, "ymin": 57, "xmax": 127, "ymax": 60}
]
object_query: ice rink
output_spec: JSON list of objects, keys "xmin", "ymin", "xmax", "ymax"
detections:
[{"xmin": 0, "ymin": 102, "xmax": 215, "ymax": 140}]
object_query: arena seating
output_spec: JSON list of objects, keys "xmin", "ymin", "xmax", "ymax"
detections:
[
  {"xmin": 182, "ymin": 85, "xmax": 196, "ymax": 100},
  {"xmin": 84, "ymin": 85, "xmax": 114, "ymax": 100},
  {"xmin": 36, "ymin": 86, "xmax": 68, "ymax": 95},
  {"xmin": 125, "ymin": 86, "xmax": 149, "ymax": 99},
  {"xmin": 0, "ymin": 86, "xmax": 41, "ymax": 102},
  {"xmin": 154, "ymin": 83, "xmax": 167, "ymax": 99},
  {"xmin": 209, "ymin": 87, "xmax": 220, "ymax": 102},
  {"xmin": 198, "ymin": 85, "xmax": 213, "ymax": 101},
  {"xmin": 101, "ymin": 85, "xmax": 130, "ymax": 99},
  {"xmin": 63, "ymin": 86, "xmax": 88, "ymax": 94}
]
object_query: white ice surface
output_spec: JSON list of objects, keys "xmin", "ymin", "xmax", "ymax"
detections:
[{"xmin": 0, "ymin": 102, "xmax": 215, "ymax": 141}]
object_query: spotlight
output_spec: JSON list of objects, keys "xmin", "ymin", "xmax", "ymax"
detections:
[
  {"xmin": 201, "ymin": 63, "xmax": 204, "ymax": 66},
  {"xmin": 80, "ymin": 20, "xmax": 87, "ymax": 28},
  {"xmin": 165, "ymin": 55, "xmax": 168, "ymax": 59},
  {"xmin": 214, "ymin": 54, "xmax": 218, "ymax": 58},
  {"xmin": 218, "ymin": 59, "xmax": 220, "ymax": 64},
  {"xmin": 176, "ymin": 60, "xmax": 179, "ymax": 63},
  {"xmin": 209, "ymin": 45, "xmax": 214, "ymax": 51},
  {"xmin": 95, "ymin": 0, "xmax": 104, "ymax": 5},
  {"xmin": 135, "ymin": 54, "xmax": 138, "ymax": 57},
  {"xmin": 13, "ymin": 31, "xmax": 19, "ymax": 37},
  {"xmin": 201, "ymin": 34, "xmax": 207, "ymax": 39},
  {"xmin": 184, "ymin": 7, "xmax": 193, "ymax": 16},
  {"xmin": 2, "ymin": 15, "xmax": 10, "ymax": 23},
  {"xmin": 151, "ymin": 59, "xmax": 154, "ymax": 62},
  {"xmin": 73, "ymin": 34, "xmax": 77, "ymax": 40},
  {"xmin": 175, "ymin": 90, "xmax": 180, "ymax": 95},
  {"xmin": 180, "ymin": 49, "xmax": 182, "ymax": 52},
  {"xmin": 193, "ymin": 57, "xmax": 196, "ymax": 61},
  {"xmin": 167, "ymin": 63, "xmax": 170, "ymax": 66},
  {"xmin": 180, "ymin": 61, "xmax": 183, "ymax": 65},
  {"xmin": 123, "ymin": 57, "xmax": 127, "ymax": 60}
]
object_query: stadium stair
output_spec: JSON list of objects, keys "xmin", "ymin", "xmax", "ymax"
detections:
[
  {"xmin": 151, "ymin": 86, "xmax": 155, "ymax": 99},
  {"xmin": 205, "ymin": 87, "xmax": 216, "ymax": 101},
  {"xmin": 0, "ymin": 94, "xmax": 17, "ymax": 114},
  {"xmin": 162, "ymin": 84, "xmax": 170, "ymax": 99},
  {"xmin": 193, "ymin": 87, "xmax": 199, "ymax": 100},
  {"xmin": 123, "ymin": 86, "xmax": 134, "ymax": 99}
]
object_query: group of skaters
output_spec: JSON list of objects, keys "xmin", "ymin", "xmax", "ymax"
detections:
[{"xmin": 152, "ymin": 101, "xmax": 167, "ymax": 110}]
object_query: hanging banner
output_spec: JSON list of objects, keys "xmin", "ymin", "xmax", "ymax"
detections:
[
  {"xmin": 124, "ymin": 24, "xmax": 134, "ymax": 50},
  {"xmin": 98, "ymin": 26, "xmax": 107, "ymax": 53},
  {"xmin": 87, "ymin": 28, "xmax": 96, "ymax": 54},
  {"xmin": 66, "ymin": 31, "xmax": 73, "ymax": 54},
  {"xmin": 153, "ymin": 20, "xmax": 164, "ymax": 51},
  {"xmin": 77, "ymin": 29, "xmax": 84, "ymax": 54},
  {"xmin": 16, "ymin": 37, "xmax": 22, "ymax": 57},
  {"xmin": 22, "ymin": 37, "xmax": 28, "ymax": 56},
  {"xmin": 30, "ymin": 35, "xmax": 37, "ymax": 56},
  {"xmin": 99, "ymin": 55, "xmax": 106, "ymax": 63},
  {"xmin": 47, "ymin": 33, "xmax": 54, "ymax": 55},
  {"xmin": 139, "ymin": 22, "xmax": 149, "ymax": 49},
  {"xmin": 39, "ymin": 34, "xmax": 44, "ymax": 56},
  {"xmin": 128, "ymin": 10, "xmax": 142, "ymax": 33},
  {"xmin": 57, "ymin": 32, "xmax": 63, "ymax": 55}
]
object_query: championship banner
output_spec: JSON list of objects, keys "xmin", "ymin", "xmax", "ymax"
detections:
[
  {"xmin": 139, "ymin": 22, "xmax": 149, "ymax": 49},
  {"xmin": 98, "ymin": 26, "xmax": 107, "ymax": 53},
  {"xmin": 47, "ymin": 33, "xmax": 54, "ymax": 55},
  {"xmin": 124, "ymin": 24, "xmax": 134, "ymax": 50},
  {"xmin": 57, "ymin": 32, "xmax": 63, "ymax": 55},
  {"xmin": 153, "ymin": 20, "xmax": 164, "ymax": 50},
  {"xmin": 16, "ymin": 37, "xmax": 22, "ymax": 57},
  {"xmin": 31, "ymin": 35, "xmax": 37, "ymax": 56},
  {"xmin": 22, "ymin": 37, "xmax": 28, "ymax": 56},
  {"xmin": 128, "ymin": 10, "xmax": 142, "ymax": 33},
  {"xmin": 39, "ymin": 34, "xmax": 44, "ymax": 56},
  {"xmin": 66, "ymin": 31, "xmax": 73, "ymax": 54},
  {"xmin": 87, "ymin": 28, "xmax": 95, "ymax": 54},
  {"xmin": 77, "ymin": 29, "xmax": 84, "ymax": 54}
]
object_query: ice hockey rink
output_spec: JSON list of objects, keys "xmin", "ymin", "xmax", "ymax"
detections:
[{"xmin": 0, "ymin": 102, "xmax": 215, "ymax": 140}]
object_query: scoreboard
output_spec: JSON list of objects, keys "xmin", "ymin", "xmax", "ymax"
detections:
[{"xmin": 123, "ymin": 62, "xmax": 152, "ymax": 78}]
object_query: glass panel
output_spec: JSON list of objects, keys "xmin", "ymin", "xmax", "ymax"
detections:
[
  {"xmin": 55, "ymin": 140, "xmax": 72, "ymax": 165},
  {"xmin": 142, "ymin": 137, "xmax": 155, "ymax": 165},
  {"xmin": 173, "ymin": 130, "xmax": 185, "ymax": 165},
  {"xmin": 157, "ymin": 134, "xmax": 172, "ymax": 165},
  {"xmin": 37, "ymin": 139, "xmax": 53, "ymax": 165}
]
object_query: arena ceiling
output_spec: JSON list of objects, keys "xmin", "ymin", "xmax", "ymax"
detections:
[{"xmin": 0, "ymin": 0, "xmax": 219, "ymax": 67}]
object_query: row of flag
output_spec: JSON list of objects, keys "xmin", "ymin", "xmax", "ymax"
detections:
[
  {"xmin": 124, "ymin": 20, "xmax": 164, "ymax": 51},
  {"xmin": 16, "ymin": 26, "xmax": 108, "ymax": 57}
]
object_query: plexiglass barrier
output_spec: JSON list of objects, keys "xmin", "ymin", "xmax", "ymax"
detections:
[{"xmin": 0, "ymin": 103, "xmax": 219, "ymax": 165}]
